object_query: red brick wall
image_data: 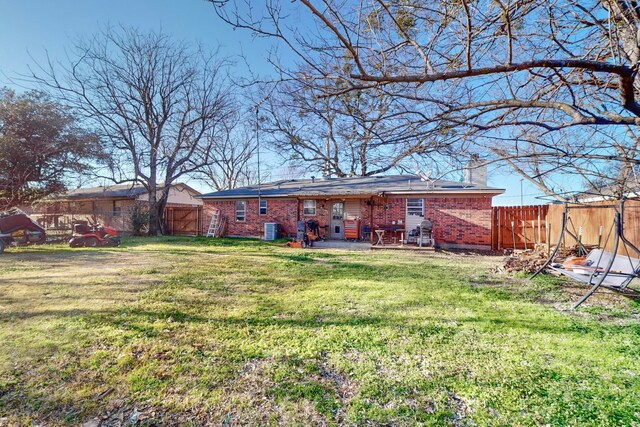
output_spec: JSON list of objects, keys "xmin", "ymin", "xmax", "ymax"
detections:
[
  {"xmin": 424, "ymin": 196, "xmax": 493, "ymax": 248},
  {"xmin": 355, "ymin": 195, "xmax": 492, "ymax": 248},
  {"xmin": 202, "ymin": 195, "xmax": 494, "ymax": 248},
  {"xmin": 202, "ymin": 198, "xmax": 298, "ymax": 237},
  {"xmin": 362, "ymin": 197, "xmax": 406, "ymax": 228},
  {"xmin": 296, "ymin": 199, "xmax": 331, "ymax": 229}
]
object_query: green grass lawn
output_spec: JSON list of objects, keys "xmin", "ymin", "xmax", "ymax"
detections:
[{"xmin": 0, "ymin": 237, "xmax": 639, "ymax": 426}]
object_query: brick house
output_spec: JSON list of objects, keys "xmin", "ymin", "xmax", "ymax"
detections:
[
  {"xmin": 200, "ymin": 170, "xmax": 505, "ymax": 250},
  {"xmin": 25, "ymin": 183, "xmax": 202, "ymax": 234}
]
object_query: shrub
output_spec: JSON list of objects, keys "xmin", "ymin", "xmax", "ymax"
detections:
[{"xmin": 130, "ymin": 203, "xmax": 150, "ymax": 236}]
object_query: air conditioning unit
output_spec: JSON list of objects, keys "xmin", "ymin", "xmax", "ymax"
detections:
[{"xmin": 264, "ymin": 222, "xmax": 278, "ymax": 241}]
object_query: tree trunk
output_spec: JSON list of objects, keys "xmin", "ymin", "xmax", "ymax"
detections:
[
  {"xmin": 157, "ymin": 199, "xmax": 167, "ymax": 235},
  {"xmin": 156, "ymin": 185, "xmax": 171, "ymax": 236},
  {"xmin": 147, "ymin": 188, "xmax": 160, "ymax": 236},
  {"xmin": 147, "ymin": 158, "xmax": 159, "ymax": 236}
]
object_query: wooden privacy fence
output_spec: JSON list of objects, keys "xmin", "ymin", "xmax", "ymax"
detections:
[
  {"xmin": 546, "ymin": 200, "xmax": 640, "ymax": 254},
  {"xmin": 493, "ymin": 200, "xmax": 640, "ymax": 254},
  {"xmin": 492, "ymin": 205, "xmax": 549, "ymax": 250},
  {"xmin": 165, "ymin": 206, "xmax": 202, "ymax": 236}
]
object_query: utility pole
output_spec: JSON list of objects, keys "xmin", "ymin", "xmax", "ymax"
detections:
[
  {"xmin": 256, "ymin": 105, "xmax": 262, "ymax": 237},
  {"xmin": 520, "ymin": 179, "xmax": 524, "ymax": 206}
]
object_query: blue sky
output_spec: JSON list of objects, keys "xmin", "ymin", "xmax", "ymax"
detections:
[{"xmin": 0, "ymin": 0, "xmax": 547, "ymax": 205}]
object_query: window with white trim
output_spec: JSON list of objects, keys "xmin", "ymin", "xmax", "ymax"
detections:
[
  {"xmin": 303, "ymin": 200, "xmax": 316, "ymax": 216},
  {"xmin": 259, "ymin": 199, "xmax": 267, "ymax": 215},
  {"xmin": 235, "ymin": 200, "xmax": 246, "ymax": 222},
  {"xmin": 406, "ymin": 198, "xmax": 424, "ymax": 216}
]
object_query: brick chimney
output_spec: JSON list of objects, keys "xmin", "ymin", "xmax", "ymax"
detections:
[{"xmin": 463, "ymin": 155, "xmax": 487, "ymax": 186}]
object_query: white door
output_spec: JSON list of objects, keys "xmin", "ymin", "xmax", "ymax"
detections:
[
  {"xmin": 406, "ymin": 198, "xmax": 424, "ymax": 233},
  {"xmin": 330, "ymin": 202, "xmax": 344, "ymax": 238}
]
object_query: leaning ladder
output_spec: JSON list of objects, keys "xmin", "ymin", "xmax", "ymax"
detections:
[{"xmin": 206, "ymin": 210, "xmax": 223, "ymax": 237}]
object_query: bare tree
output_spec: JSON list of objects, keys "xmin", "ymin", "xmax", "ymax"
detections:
[
  {"xmin": 29, "ymin": 27, "xmax": 234, "ymax": 234},
  {"xmin": 197, "ymin": 118, "xmax": 257, "ymax": 191},
  {"xmin": 211, "ymin": 1, "xmax": 640, "ymax": 199},
  {"xmin": 261, "ymin": 73, "xmax": 457, "ymax": 177}
]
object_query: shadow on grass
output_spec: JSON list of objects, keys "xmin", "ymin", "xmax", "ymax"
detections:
[
  {"xmin": 121, "ymin": 235, "xmax": 275, "ymax": 248},
  {"xmin": 83, "ymin": 308, "xmax": 390, "ymax": 331},
  {"xmin": 2, "ymin": 296, "xmax": 602, "ymax": 339},
  {"xmin": 1, "ymin": 308, "xmax": 591, "ymax": 341}
]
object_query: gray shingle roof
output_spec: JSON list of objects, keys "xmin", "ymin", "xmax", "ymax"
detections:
[
  {"xmin": 54, "ymin": 183, "xmax": 200, "ymax": 201},
  {"xmin": 199, "ymin": 175, "xmax": 504, "ymax": 199},
  {"xmin": 60, "ymin": 184, "xmax": 148, "ymax": 200}
]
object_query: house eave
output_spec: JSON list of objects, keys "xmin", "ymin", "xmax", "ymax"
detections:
[
  {"xmin": 43, "ymin": 195, "xmax": 138, "ymax": 203},
  {"xmin": 380, "ymin": 189, "xmax": 505, "ymax": 197},
  {"xmin": 200, "ymin": 189, "xmax": 505, "ymax": 200},
  {"xmin": 198, "ymin": 195, "xmax": 297, "ymax": 200}
]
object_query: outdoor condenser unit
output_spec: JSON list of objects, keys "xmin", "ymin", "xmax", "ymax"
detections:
[
  {"xmin": 296, "ymin": 220, "xmax": 306, "ymax": 241},
  {"xmin": 264, "ymin": 222, "xmax": 278, "ymax": 241}
]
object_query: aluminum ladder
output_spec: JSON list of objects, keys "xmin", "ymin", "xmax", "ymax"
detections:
[{"xmin": 206, "ymin": 210, "xmax": 222, "ymax": 237}]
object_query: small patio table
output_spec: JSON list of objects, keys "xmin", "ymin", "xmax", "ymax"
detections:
[{"xmin": 374, "ymin": 229, "xmax": 385, "ymax": 246}]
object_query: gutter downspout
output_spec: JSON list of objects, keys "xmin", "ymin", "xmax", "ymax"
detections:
[{"xmin": 369, "ymin": 196, "xmax": 374, "ymax": 245}]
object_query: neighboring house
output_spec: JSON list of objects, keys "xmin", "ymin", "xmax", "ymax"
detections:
[
  {"xmin": 25, "ymin": 183, "xmax": 202, "ymax": 234},
  {"xmin": 577, "ymin": 181, "xmax": 640, "ymax": 203},
  {"xmin": 199, "ymin": 165, "xmax": 505, "ymax": 250}
]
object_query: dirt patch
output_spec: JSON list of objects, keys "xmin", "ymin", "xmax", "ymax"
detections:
[
  {"xmin": 317, "ymin": 355, "xmax": 357, "ymax": 417},
  {"xmin": 221, "ymin": 358, "xmax": 329, "ymax": 426},
  {"xmin": 447, "ymin": 391, "xmax": 471, "ymax": 427}
]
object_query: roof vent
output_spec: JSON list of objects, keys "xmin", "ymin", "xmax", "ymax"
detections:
[{"xmin": 311, "ymin": 176, "xmax": 315, "ymax": 183}]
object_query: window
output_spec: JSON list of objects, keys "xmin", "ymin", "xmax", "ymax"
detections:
[
  {"xmin": 406, "ymin": 198, "xmax": 424, "ymax": 216},
  {"xmin": 303, "ymin": 200, "xmax": 316, "ymax": 216},
  {"xmin": 113, "ymin": 200, "xmax": 122, "ymax": 217},
  {"xmin": 259, "ymin": 199, "xmax": 267, "ymax": 215},
  {"xmin": 236, "ymin": 200, "xmax": 246, "ymax": 222}
]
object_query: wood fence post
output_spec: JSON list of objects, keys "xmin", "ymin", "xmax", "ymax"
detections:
[
  {"xmin": 497, "ymin": 208, "xmax": 501, "ymax": 250},
  {"xmin": 546, "ymin": 216, "xmax": 550, "ymax": 255},
  {"xmin": 537, "ymin": 206, "xmax": 542, "ymax": 245}
]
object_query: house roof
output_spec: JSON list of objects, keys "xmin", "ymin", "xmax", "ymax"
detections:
[
  {"xmin": 199, "ymin": 175, "xmax": 505, "ymax": 199},
  {"xmin": 577, "ymin": 181, "xmax": 640, "ymax": 203},
  {"xmin": 53, "ymin": 183, "xmax": 200, "ymax": 201}
]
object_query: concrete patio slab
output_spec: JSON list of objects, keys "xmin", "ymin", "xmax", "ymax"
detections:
[{"xmin": 310, "ymin": 240, "xmax": 371, "ymax": 250}]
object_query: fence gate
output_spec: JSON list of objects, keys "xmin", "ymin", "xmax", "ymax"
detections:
[
  {"xmin": 165, "ymin": 206, "xmax": 202, "ymax": 236},
  {"xmin": 492, "ymin": 205, "xmax": 549, "ymax": 250}
]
